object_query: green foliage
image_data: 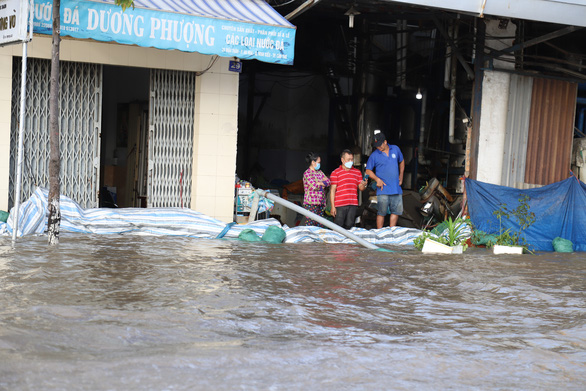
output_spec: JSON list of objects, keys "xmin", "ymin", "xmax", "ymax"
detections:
[
  {"xmin": 444, "ymin": 217, "xmax": 470, "ymax": 247},
  {"xmin": 414, "ymin": 217, "xmax": 470, "ymax": 251},
  {"xmin": 413, "ymin": 232, "xmax": 426, "ymax": 250},
  {"xmin": 414, "ymin": 231, "xmax": 442, "ymax": 250},
  {"xmin": 492, "ymin": 194, "xmax": 536, "ymax": 250},
  {"xmin": 470, "ymin": 229, "xmax": 498, "ymax": 246},
  {"xmin": 115, "ymin": 0, "xmax": 135, "ymax": 11},
  {"xmin": 493, "ymin": 228, "xmax": 516, "ymax": 246}
]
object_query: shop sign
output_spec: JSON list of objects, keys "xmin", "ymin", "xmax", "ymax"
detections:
[{"xmin": 0, "ymin": 0, "xmax": 30, "ymax": 46}]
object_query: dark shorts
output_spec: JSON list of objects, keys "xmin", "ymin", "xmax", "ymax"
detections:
[
  {"xmin": 334, "ymin": 205, "xmax": 357, "ymax": 230},
  {"xmin": 377, "ymin": 194, "xmax": 403, "ymax": 216}
]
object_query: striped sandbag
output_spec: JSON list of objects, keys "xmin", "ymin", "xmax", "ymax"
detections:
[{"xmin": 2, "ymin": 187, "xmax": 424, "ymax": 247}]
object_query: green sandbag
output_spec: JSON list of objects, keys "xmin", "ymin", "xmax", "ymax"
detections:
[
  {"xmin": 238, "ymin": 229, "xmax": 261, "ymax": 242},
  {"xmin": 552, "ymin": 237, "xmax": 573, "ymax": 253},
  {"xmin": 431, "ymin": 221, "xmax": 449, "ymax": 236},
  {"xmin": 471, "ymin": 231, "xmax": 498, "ymax": 246},
  {"xmin": 0, "ymin": 210, "xmax": 8, "ymax": 223},
  {"xmin": 261, "ymin": 225, "xmax": 286, "ymax": 244}
]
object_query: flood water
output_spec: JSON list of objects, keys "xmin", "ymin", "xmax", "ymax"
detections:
[{"xmin": 0, "ymin": 234, "xmax": 584, "ymax": 390}]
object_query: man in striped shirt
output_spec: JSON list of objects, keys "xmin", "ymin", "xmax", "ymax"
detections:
[{"xmin": 330, "ymin": 149, "xmax": 368, "ymax": 229}]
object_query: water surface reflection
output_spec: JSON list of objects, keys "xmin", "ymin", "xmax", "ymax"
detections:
[{"xmin": 0, "ymin": 235, "xmax": 584, "ymax": 390}]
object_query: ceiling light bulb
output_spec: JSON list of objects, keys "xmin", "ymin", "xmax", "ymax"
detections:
[
  {"xmin": 416, "ymin": 88, "xmax": 422, "ymax": 100},
  {"xmin": 345, "ymin": 6, "xmax": 360, "ymax": 29}
]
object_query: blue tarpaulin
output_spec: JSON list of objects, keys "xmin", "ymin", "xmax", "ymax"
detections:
[{"xmin": 466, "ymin": 177, "xmax": 586, "ymax": 252}]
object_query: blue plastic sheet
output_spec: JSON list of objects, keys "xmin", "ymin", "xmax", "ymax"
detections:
[{"xmin": 465, "ymin": 177, "xmax": 586, "ymax": 252}]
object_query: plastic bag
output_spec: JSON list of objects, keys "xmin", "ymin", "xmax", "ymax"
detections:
[
  {"xmin": 238, "ymin": 229, "xmax": 261, "ymax": 242},
  {"xmin": 261, "ymin": 225, "xmax": 286, "ymax": 244},
  {"xmin": 552, "ymin": 237, "xmax": 573, "ymax": 253}
]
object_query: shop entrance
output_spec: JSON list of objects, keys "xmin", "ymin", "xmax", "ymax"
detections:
[
  {"xmin": 100, "ymin": 66, "xmax": 150, "ymax": 208},
  {"xmin": 100, "ymin": 66, "xmax": 196, "ymax": 208}
]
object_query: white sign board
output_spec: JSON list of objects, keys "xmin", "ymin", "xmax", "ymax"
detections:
[{"xmin": 0, "ymin": 0, "xmax": 30, "ymax": 46}]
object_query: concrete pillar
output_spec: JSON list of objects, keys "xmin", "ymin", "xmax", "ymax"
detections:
[
  {"xmin": 191, "ymin": 57, "xmax": 239, "ymax": 223},
  {"xmin": 476, "ymin": 70, "xmax": 511, "ymax": 185}
]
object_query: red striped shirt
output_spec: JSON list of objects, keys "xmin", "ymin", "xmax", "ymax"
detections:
[{"xmin": 330, "ymin": 166, "xmax": 362, "ymax": 207}]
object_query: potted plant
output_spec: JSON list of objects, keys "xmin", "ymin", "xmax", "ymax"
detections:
[
  {"xmin": 491, "ymin": 195, "xmax": 535, "ymax": 254},
  {"xmin": 415, "ymin": 217, "xmax": 470, "ymax": 254}
]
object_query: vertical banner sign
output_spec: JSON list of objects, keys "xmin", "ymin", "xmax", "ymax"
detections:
[
  {"xmin": 33, "ymin": 0, "xmax": 296, "ymax": 65},
  {"xmin": 0, "ymin": 0, "xmax": 30, "ymax": 45}
]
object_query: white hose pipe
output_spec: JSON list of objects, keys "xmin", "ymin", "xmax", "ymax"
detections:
[{"xmin": 255, "ymin": 190, "xmax": 386, "ymax": 251}]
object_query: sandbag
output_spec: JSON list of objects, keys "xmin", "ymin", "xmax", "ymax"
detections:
[
  {"xmin": 552, "ymin": 237, "xmax": 573, "ymax": 253},
  {"xmin": 238, "ymin": 229, "xmax": 261, "ymax": 242},
  {"xmin": 261, "ymin": 225, "xmax": 286, "ymax": 244},
  {"xmin": 431, "ymin": 221, "xmax": 449, "ymax": 236},
  {"xmin": 471, "ymin": 231, "xmax": 498, "ymax": 246}
]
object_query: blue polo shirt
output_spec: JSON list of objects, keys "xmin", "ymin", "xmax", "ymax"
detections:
[{"xmin": 366, "ymin": 145, "xmax": 403, "ymax": 195}]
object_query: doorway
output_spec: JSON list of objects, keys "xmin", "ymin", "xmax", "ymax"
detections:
[{"xmin": 100, "ymin": 65, "xmax": 149, "ymax": 207}]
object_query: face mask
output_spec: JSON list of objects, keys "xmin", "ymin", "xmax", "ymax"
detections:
[
  {"xmin": 344, "ymin": 161, "xmax": 353, "ymax": 169},
  {"xmin": 315, "ymin": 163, "xmax": 321, "ymax": 170}
]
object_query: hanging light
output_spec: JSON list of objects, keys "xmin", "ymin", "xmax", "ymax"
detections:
[
  {"xmin": 345, "ymin": 6, "xmax": 360, "ymax": 28},
  {"xmin": 416, "ymin": 88, "xmax": 423, "ymax": 100}
]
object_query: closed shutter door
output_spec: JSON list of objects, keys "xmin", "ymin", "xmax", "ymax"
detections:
[
  {"xmin": 148, "ymin": 69, "xmax": 195, "ymax": 208},
  {"xmin": 10, "ymin": 58, "xmax": 102, "ymax": 208}
]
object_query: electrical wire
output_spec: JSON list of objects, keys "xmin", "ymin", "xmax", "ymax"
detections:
[
  {"xmin": 269, "ymin": 0, "xmax": 299, "ymax": 8},
  {"xmin": 195, "ymin": 55, "xmax": 219, "ymax": 76}
]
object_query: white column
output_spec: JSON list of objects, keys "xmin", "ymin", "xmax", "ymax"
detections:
[
  {"xmin": 0, "ymin": 51, "xmax": 13, "ymax": 211},
  {"xmin": 476, "ymin": 70, "xmax": 511, "ymax": 185},
  {"xmin": 191, "ymin": 57, "xmax": 239, "ymax": 223}
]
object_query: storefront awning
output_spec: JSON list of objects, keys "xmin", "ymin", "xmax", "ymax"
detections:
[{"xmin": 33, "ymin": 0, "xmax": 296, "ymax": 65}]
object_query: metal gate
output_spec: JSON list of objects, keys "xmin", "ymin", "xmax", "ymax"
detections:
[
  {"xmin": 10, "ymin": 58, "xmax": 102, "ymax": 208},
  {"xmin": 148, "ymin": 69, "xmax": 195, "ymax": 208}
]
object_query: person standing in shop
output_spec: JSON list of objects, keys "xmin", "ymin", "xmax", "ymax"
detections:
[
  {"xmin": 302, "ymin": 152, "xmax": 330, "ymax": 226},
  {"xmin": 330, "ymin": 149, "xmax": 367, "ymax": 230},
  {"xmin": 365, "ymin": 130, "xmax": 404, "ymax": 228}
]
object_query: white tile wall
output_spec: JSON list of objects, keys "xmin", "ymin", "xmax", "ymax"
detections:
[
  {"xmin": 0, "ymin": 53, "xmax": 12, "ymax": 211},
  {"xmin": 192, "ymin": 58, "xmax": 239, "ymax": 223}
]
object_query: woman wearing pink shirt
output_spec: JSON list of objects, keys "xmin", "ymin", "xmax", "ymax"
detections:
[{"xmin": 302, "ymin": 152, "xmax": 331, "ymax": 226}]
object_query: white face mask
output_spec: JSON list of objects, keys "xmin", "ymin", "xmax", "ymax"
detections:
[{"xmin": 344, "ymin": 161, "xmax": 353, "ymax": 169}]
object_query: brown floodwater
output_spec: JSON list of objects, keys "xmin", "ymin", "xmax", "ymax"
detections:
[{"xmin": 0, "ymin": 234, "xmax": 584, "ymax": 390}]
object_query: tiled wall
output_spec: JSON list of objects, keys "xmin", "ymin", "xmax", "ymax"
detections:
[
  {"xmin": 192, "ymin": 68, "xmax": 239, "ymax": 222},
  {"xmin": 0, "ymin": 37, "xmax": 239, "ymax": 222},
  {"xmin": 0, "ymin": 52, "xmax": 12, "ymax": 211}
]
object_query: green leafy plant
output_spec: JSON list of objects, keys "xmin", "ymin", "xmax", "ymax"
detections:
[
  {"xmin": 414, "ymin": 231, "xmax": 444, "ymax": 250},
  {"xmin": 470, "ymin": 228, "xmax": 498, "ymax": 247},
  {"xmin": 444, "ymin": 217, "xmax": 470, "ymax": 247},
  {"xmin": 414, "ymin": 217, "xmax": 470, "ymax": 251},
  {"xmin": 492, "ymin": 194, "xmax": 536, "ymax": 250}
]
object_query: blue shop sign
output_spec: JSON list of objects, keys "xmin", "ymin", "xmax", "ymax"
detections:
[{"xmin": 32, "ymin": 0, "xmax": 295, "ymax": 65}]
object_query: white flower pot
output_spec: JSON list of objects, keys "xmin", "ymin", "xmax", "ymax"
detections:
[
  {"xmin": 493, "ymin": 244, "xmax": 523, "ymax": 254},
  {"xmin": 421, "ymin": 238, "xmax": 463, "ymax": 254}
]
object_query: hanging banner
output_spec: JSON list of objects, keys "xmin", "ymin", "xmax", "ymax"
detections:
[
  {"xmin": 0, "ymin": 0, "xmax": 30, "ymax": 46},
  {"xmin": 33, "ymin": 0, "xmax": 295, "ymax": 65}
]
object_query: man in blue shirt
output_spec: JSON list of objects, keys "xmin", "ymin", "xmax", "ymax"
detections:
[{"xmin": 365, "ymin": 130, "xmax": 405, "ymax": 228}]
